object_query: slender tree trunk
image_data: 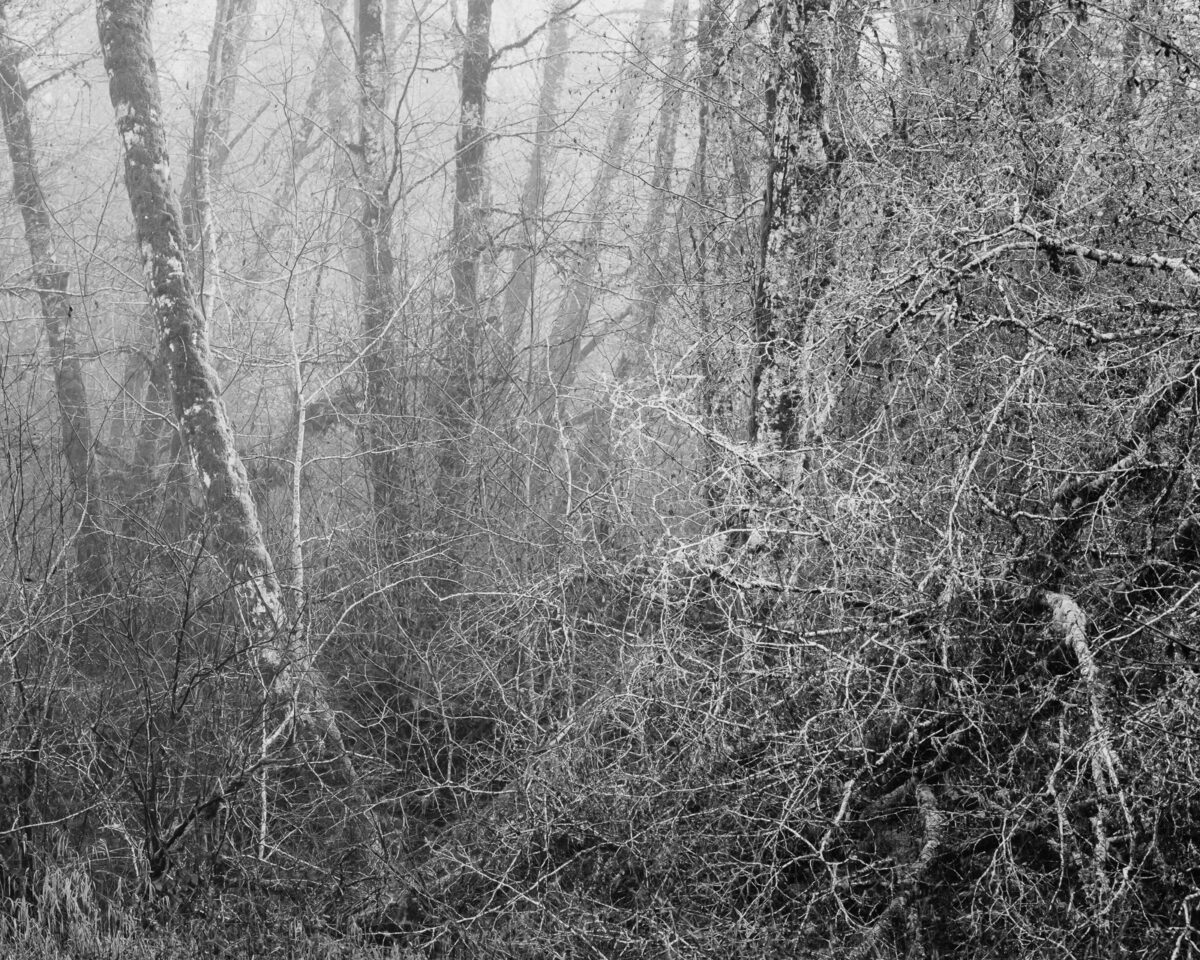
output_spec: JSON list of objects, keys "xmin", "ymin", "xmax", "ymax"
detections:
[
  {"xmin": 527, "ymin": 0, "xmax": 659, "ymax": 536},
  {"xmin": 355, "ymin": 0, "xmax": 410, "ymax": 568},
  {"xmin": 97, "ymin": 0, "xmax": 379, "ymax": 871},
  {"xmin": 180, "ymin": 0, "xmax": 258, "ymax": 323},
  {"xmin": 1118, "ymin": 0, "xmax": 1146, "ymax": 118},
  {"xmin": 0, "ymin": 26, "xmax": 111, "ymax": 596},
  {"xmin": 544, "ymin": 0, "xmax": 660, "ymax": 390},
  {"xmin": 500, "ymin": 6, "xmax": 572, "ymax": 360},
  {"xmin": 693, "ymin": 0, "xmax": 722, "ymax": 508},
  {"xmin": 568, "ymin": 0, "xmax": 689, "ymax": 539},
  {"xmin": 432, "ymin": 0, "xmax": 494, "ymax": 592},
  {"xmin": 613, "ymin": 0, "xmax": 688, "ymax": 381},
  {"xmin": 250, "ymin": 0, "xmax": 354, "ymax": 275},
  {"xmin": 748, "ymin": 0, "xmax": 832, "ymax": 449}
]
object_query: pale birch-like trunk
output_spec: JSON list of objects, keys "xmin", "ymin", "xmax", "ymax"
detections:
[
  {"xmin": 180, "ymin": 0, "xmax": 257, "ymax": 323},
  {"xmin": 0, "ymin": 23, "xmax": 111, "ymax": 596},
  {"xmin": 97, "ymin": 0, "xmax": 379, "ymax": 872}
]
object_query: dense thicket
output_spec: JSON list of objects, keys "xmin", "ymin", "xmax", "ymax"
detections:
[{"xmin": 2, "ymin": 0, "xmax": 1200, "ymax": 957}]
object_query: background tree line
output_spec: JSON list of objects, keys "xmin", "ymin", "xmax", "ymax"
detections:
[{"xmin": 2, "ymin": 0, "xmax": 1200, "ymax": 957}]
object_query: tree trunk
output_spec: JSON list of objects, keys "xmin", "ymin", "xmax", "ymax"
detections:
[
  {"xmin": 432, "ymin": 0, "xmax": 494, "ymax": 592},
  {"xmin": 500, "ymin": 6, "xmax": 572, "ymax": 361},
  {"xmin": 612, "ymin": 0, "xmax": 689, "ymax": 381},
  {"xmin": 97, "ymin": 0, "xmax": 379, "ymax": 872},
  {"xmin": 249, "ymin": 0, "xmax": 354, "ymax": 280},
  {"xmin": 119, "ymin": 0, "xmax": 258, "ymax": 546},
  {"xmin": 749, "ymin": 0, "xmax": 832, "ymax": 449},
  {"xmin": 1011, "ymin": 0, "xmax": 1046, "ymax": 110},
  {"xmin": 0, "ymin": 25, "xmax": 111, "ymax": 597},
  {"xmin": 180, "ymin": 0, "xmax": 258, "ymax": 323},
  {"xmin": 545, "ymin": 0, "xmax": 660, "ymax": 390},
  {"xmin": 355, "ymin": 0, "xmax": 410, "ymax": 569}
]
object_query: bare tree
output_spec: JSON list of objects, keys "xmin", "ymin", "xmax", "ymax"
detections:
[
  {"xmin": 500, "ymin": 4, "xmax": 572, "ymax": 359},
  {"xmin": 180, "ymin": 0, "xmax": 258, "ymax": 322},
  {"xmin": 117, "ymin": 0, "xmax": 259, "ymax": 547},
  {"xmin": 0, "ymin": 5, "xmax": 111, "ymax": 596},
  {"xmin": 544, "ymin": 0, "xmax": 660, "ymax": 391},
  {"xmin": 354, "ymin": 0, "xmax": 409, "ymax": 568},
  {"xmin": 431, "ymin": 0, "xmax": 495, "ymax": 591},
  {"xmin": 612, "ymin": 0, "xmax": 688, "ymax": 381},
  {"xmin": 96, "ymin": 0, "xmax": 379, "ymax": 871}
]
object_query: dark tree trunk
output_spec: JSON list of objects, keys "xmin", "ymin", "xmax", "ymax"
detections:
[
  {"xmin": 432, "ymin": 0, "xmax": 494, "ymax": 592},
  {"xmin": 0, "ymin": 29, "xmax": 112, "ymax": 597},
  {"xmin": 1011, "ymin": 0, "xmax": 1046, "ymax": 110},
  {"xmin": 355, "ymin": 0, "xmax": 410, "ymax": 568},
  {"xmin": 748, "ymin": 0, "xmax": 832, "ymax": 449}
]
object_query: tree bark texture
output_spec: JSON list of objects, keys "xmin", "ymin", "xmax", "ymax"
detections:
[
  {"xmin": 749, "ymin": 0, "xmax": 832, "ymax": 449},
  {"xmin": 0, "ymin": 22, "xmax": 112, "ymax": 597},
  {"xmin": 118, "ymin": 0, "xmax": 258, "ymax": 547},
  {"xmin": 355, "ymin": 0, "xmax": 410, "ymax": 568},
  {"xmin": 431, "ymin": 0, "xmax": 494, "ymax": 591},
  {"xmin": 96, "ymin": 0, "xmax": 378, "ymax": 867}
]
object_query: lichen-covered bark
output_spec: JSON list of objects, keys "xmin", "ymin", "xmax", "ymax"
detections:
[
  {"xmin": 97, "ymin": 0, "xmax": 379, "ymax": 868},
  {"xmin": 98, "ymin": 0, "xmax": 283, "ymax": 636},
  {"xmin": 749, "ymin": 0, "xmax": 832, "ymax": 449},
  {"xmin": 118, "ymin": 0, "xmax": 258, "ymax": 546},
  {"xmin": 0, "ymin": 26, "xmax": 111, "ymax": 597}
]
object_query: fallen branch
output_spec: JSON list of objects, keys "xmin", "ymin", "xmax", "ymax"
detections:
[{"xmin": 1014, "ymin": 223, "xmax": 1200, "ymax": 285}]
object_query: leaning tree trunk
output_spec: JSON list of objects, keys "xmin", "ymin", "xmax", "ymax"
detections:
[
  {"xmin": 0, "ymin": 22, "xmax": 111, "ymax": 597},
  {"xmin": 543, "ymin": 0, "xmax": 659, "ymax": 391},
  {"xmin": 180, "ymin": 0, "xmax": 257, "ymax": 322},
  {"xmin": 96, "ymin": 0, "xmax": 379, "ymax": 869},
  {"xmin": 119, "ymin": 0, "xmax": 258, "ymax": 547},
  {"xmin": 612, "ymin": 0, "xmax": 688, "ymax": 382},
  {"xmin": 528, "ymin": 0, "xmax": 657, "ymax": 533},
  {"xmin": 499, "ymin": 5, "xmax": 572, "ymax": 360}
]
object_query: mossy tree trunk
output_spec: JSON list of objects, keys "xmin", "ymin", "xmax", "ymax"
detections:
[{"xmin": 97, "ymin": 0, "xmax": 380, "ymax": 874}]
